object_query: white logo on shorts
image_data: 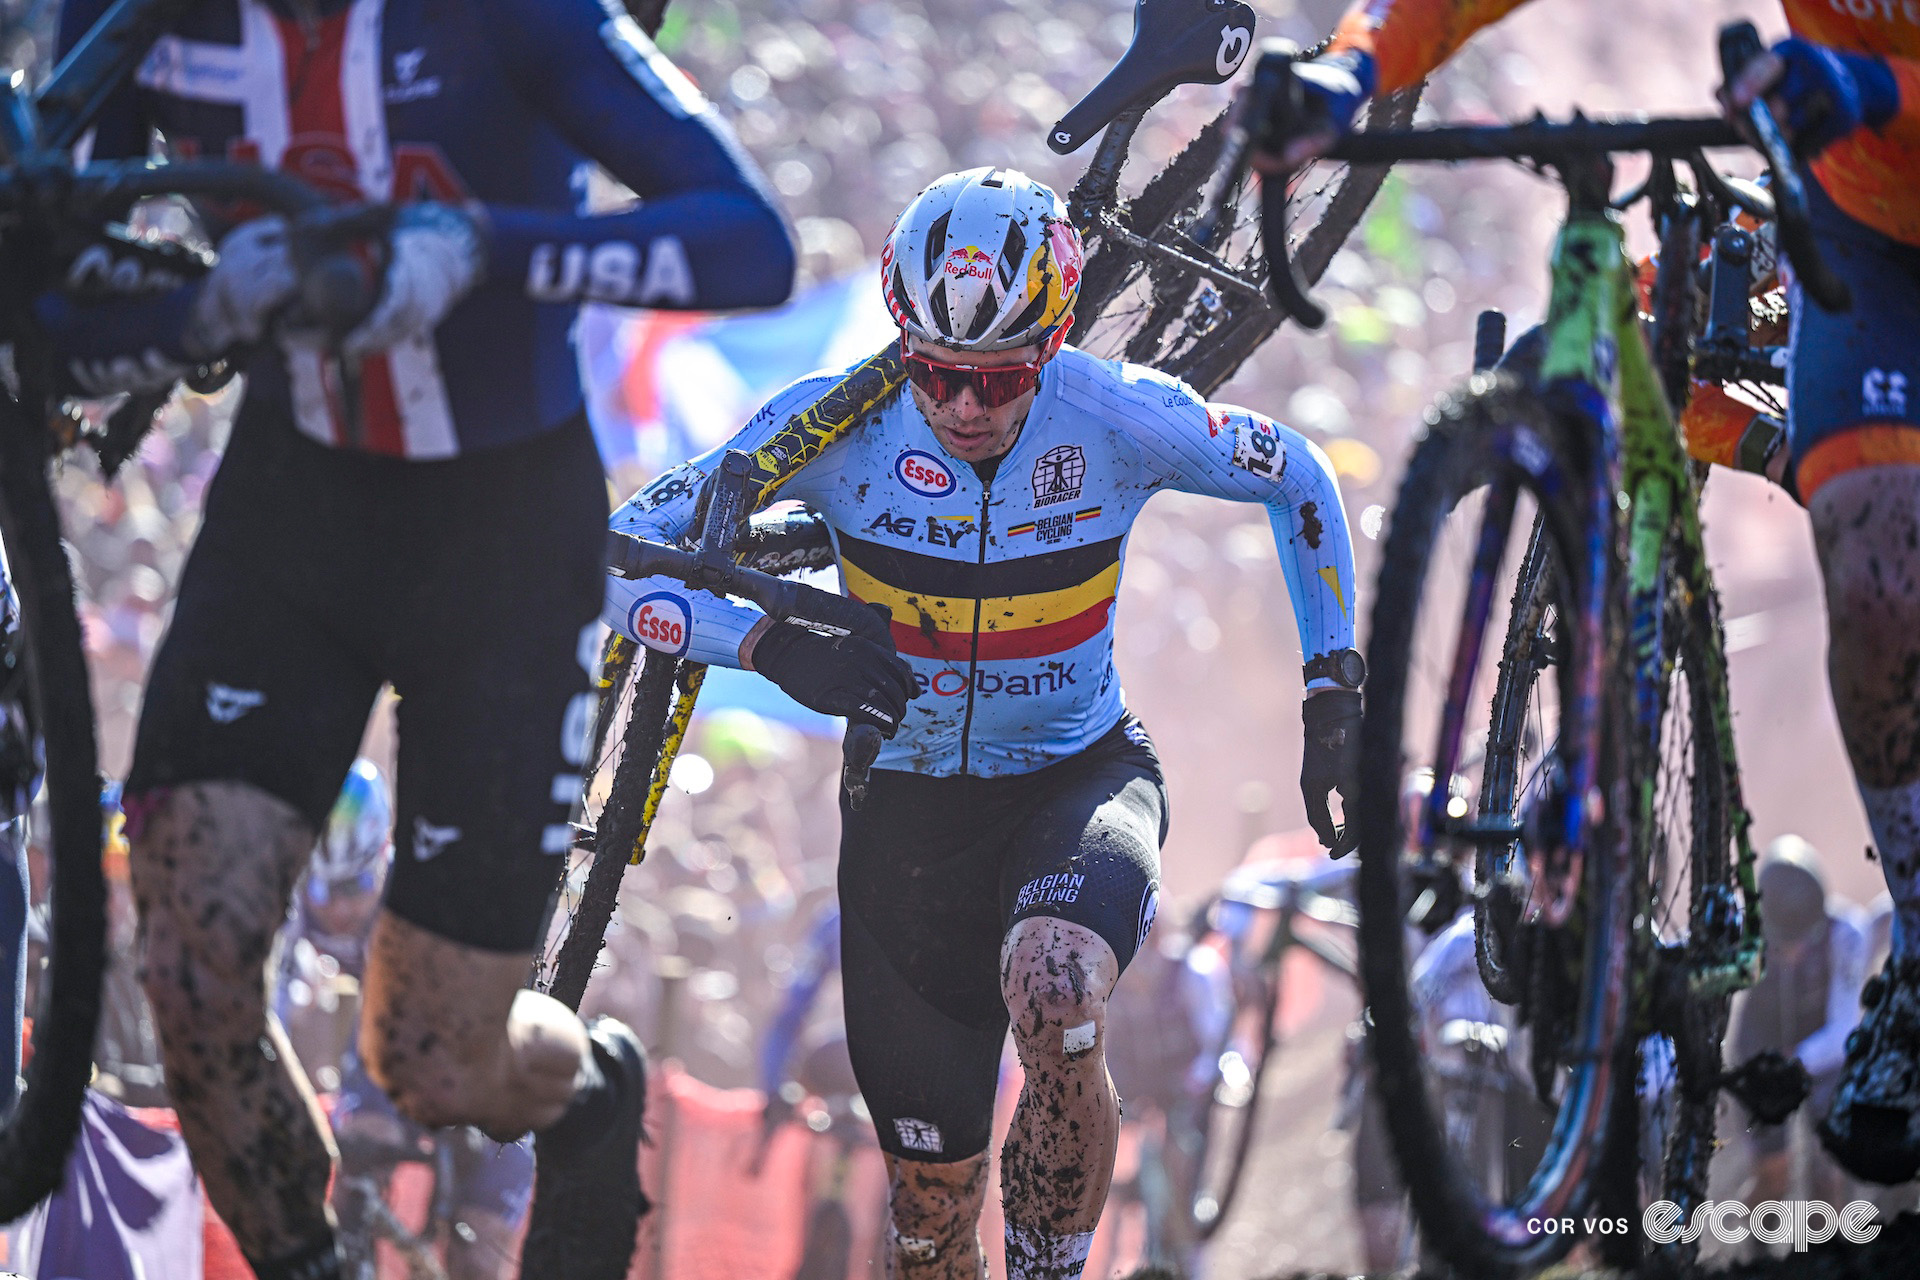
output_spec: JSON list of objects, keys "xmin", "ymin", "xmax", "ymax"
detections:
[
  {"xmin": 893, "ymin": 1118, "xmax": 943, "ymax": 1153},
  {"xmin": 1864, "ymin": 368, "xmax": 1909, "ymax": 417},
  {"xmin": 205, "ymin": 682, "xmax": 266, "ymax": 724},
  {"xmin": 412, "ymin": 816, "xmax": 462, "ymax": 862}
]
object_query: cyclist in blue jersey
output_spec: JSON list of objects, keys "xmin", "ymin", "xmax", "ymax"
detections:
[
  {"xmin": 606, "ymin": 168, "xmax": 1362, "ymax": 1280},
  {"xmin": 45, "ymin": 1, "xmax": 794, "ymax": 1276}
]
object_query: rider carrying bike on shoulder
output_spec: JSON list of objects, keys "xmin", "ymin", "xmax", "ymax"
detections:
[
  {"xmin": 45, "ymin": 0, "xmax": 794, "ymax": 1275},
  {"xmin": 606, "ymin": 166, "xmax": 1363, "ymax": 1279},
  {"xmin": 1257, "ymin": 0, "xmax": 1920, "ymax": 1184}
]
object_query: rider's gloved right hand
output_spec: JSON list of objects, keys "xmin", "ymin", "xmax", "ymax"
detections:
[
  {"xmin": 751, "ymin": 621, "xmax": 915, "ymax": 738},
  {"xmin": 1765, "ymin": 37, "xmax": 1900, "ymax": 157},
  {"xmin": 1290, "ymin": 47, "xmax": 1376, "ymax": 140},
  {"xmin": 184, "ymin": 215, "xmax": 299, "ymax": 360}
]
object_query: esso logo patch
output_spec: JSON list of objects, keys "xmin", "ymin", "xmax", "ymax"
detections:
[
  {"xmin": 896, "ymin": 449, "xmax": 956, "ymax": 499},
  {"xmin": 628, "ymin": 591, "xmax": 692, "ymax": 657}
]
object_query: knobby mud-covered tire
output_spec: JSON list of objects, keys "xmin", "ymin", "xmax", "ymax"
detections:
[
  {"xmin": 1357, "ymin": 378, "xmax": 1632, "ymax": 1277},
  {"xmin": 546, "ymin": 648, "xmax": 678, "ymax": 1012},
  {"xmin": 0, "ymin": 397, "xmax": 106, "ymax": 1221}
]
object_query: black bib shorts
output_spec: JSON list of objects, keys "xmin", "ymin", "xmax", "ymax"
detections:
[
  {"xmin": 126, "ymin": 404, "xmax": 608, "ymax": 953},
  {"xmin": 837, "ymin": 715, "xmax": 1166, "ymax": 1162}
]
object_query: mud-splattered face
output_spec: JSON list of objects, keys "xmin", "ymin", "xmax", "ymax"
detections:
[{"xmin": 905, "ymin": 335, "xmax": 1050, "ymax": 464}]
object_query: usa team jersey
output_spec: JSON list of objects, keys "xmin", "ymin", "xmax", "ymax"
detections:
[
  {"xmin": 606, "ymin": 347, "xmax": 1357, "ymax": 779},
  {"xmin": 48, "ymin": 0, "xmax": 794, "ymax": 456},
  {"xmin": 1330, "ymin": 0, "xmax": 1920, "ymax": 245}
]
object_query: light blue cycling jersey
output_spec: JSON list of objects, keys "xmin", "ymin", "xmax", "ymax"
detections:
[{"xmin": 606, "ymin": 345, "xmax": 1356, "ymax": 778}]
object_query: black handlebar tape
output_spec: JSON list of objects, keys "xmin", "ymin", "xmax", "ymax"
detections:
[{"xmin": 1472, "ymin": 310, "xmax": 1507, "ymax": 372}]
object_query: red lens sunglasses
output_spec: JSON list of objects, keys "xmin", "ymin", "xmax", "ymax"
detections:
[{"xmin": 899, "ymin": 329, "xmax": 1068, "ymax": 409}]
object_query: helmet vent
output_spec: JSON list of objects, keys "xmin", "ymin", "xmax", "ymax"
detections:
[
  {"xmin": 923, "ymin": 211, "xmax": 952, "ymax": 279},
  {"xmin": 890, "ymin": 263, "xmax": 919, "ymax": 326},
  {"xmin": 929, "ymin": 279, "xmax": 954, "ymax": 338},
  {"xmin": 1002, "ymin": 291, "xmax": 1049, "ymax": 344},
  {"xmin": 998, "ymin": 221, "xmax": 1027, "ymax": 292},
  {"xmin": 980, "ymin": 170, "xmax": 1005, "ymax": 188}
]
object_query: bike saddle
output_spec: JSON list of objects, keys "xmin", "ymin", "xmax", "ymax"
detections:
[{"xmin": 1047, "ymin": 0, "xmax": 1257, "ymax": 154}]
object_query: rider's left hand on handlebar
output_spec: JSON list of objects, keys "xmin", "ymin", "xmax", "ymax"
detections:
[
  {"xmin": 184, "ymin": 216, "xmax": 300, "ymax": 360},
  {"xmin": 337, "ymin": 203, "xmax": 486, "ymax": 359},
  {"xmin": 1301, "ymin": 687, "xmax": 1362, "ymax": 857},
  {"xmin": 1722, "ymin": 38, "xmax": 1899, "ymax": 159},
  {"xmin": 1249, "ymin": 46, "xmax": 1376, "ymax": 175}
]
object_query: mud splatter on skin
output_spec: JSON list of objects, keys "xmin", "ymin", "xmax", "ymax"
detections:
[
  {"xmin": 882, "ymin": 1152, "xmax": 991, "ymax": 1279},
  {"xmin": 1813, "ymin": 469, "xmax": 1920, "ymax": 952},
  {"xmin": 996, "ymin": 918, "xmax": 1120, "ymax": 1278},
  {"xmin": 130, "ymin": 782, "xmax": 335, "ymax": 1259}
]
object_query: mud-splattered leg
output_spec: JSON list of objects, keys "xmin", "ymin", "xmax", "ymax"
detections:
[
  {"xmin": 881, "ymin": 1151, "xmax": 990, "ymax": 1279},
  {"xmin": 359, "ymin": 911, "xmax": 587, "ymax": 1139},
  {"xmin": 1812, "ymin": 467, "xmax": 1920, "ymax": 958},
  {"xmin": 997, "ymin": 916, "xmax": 1119, "ymax": 1280},
  {"xmin": 1811, "ymin": 464, "xmax": 1920, "ymax": 1181},
  {"xmin": 127, "ymin": 781, "xmax": 335, "ymax": 1265}
]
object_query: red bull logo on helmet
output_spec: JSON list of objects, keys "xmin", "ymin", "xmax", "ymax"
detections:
[{"xmin": 944, "ymin": 245, "xmax": 995, "ymax": 280}]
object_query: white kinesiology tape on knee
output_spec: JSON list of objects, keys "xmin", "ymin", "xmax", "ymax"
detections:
[
  {"xmin": 1062, "ymin": 1020, "xmax": 1097, "ymax": 1057},
  {"xmin": 1005, "ymin": 1224, "xmax": 1095, "ymax": 1280},
  {"xmin": 1860, "ymin": 780, "xmax": 1920, "ymax": 960}
]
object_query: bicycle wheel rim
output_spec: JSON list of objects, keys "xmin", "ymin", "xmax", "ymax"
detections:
[
  {"xmin": 1070, "ymin": 85, "xmax": 1422, "ymax": 398},
  {"xmin": 0, "ymin": 396, "xmax": 106, "ymax": 1220},
  {"xmin": 1357, "ymin": 382, "xmax": 1630, "ymax": 1274},
  {"xmin": 1635, "ymin": 542, "xmax": 1736, "ymax": 1245}
]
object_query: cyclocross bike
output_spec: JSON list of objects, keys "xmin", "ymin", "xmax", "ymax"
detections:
[
  {"xmin": 1235, "ymin": 21, "xmax": 1831, "ymax": 1276},
  {"xmin": 538, "ymin": 0, "xmax": 1426, "ymax": 1009},
  {"xmin": 0, "ymin": 0, "xmax": 377, "ymax": 1218}
]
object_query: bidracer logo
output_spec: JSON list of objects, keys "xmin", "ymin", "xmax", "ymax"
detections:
[
  {"xmin": 629, "ymin": 591, "xmax": 692, "ymax": 657},
  {"xmin": 896, "ymin": 449, "xmax": 957, "ymax": 498}
]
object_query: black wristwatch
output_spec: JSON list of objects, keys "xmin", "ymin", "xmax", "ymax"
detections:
[{"xmin": 1304, "ymin": 647, "xmax": 1367, "ymax": 690}]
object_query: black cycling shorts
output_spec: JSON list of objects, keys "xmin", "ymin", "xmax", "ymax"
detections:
[
  {"xmin": 126, "ymin": 406, "xmax": 608, "ymax": 952},
  {"xmin": 838, "ymin": 715, "xmax": 1166, "ymax": 1163}
]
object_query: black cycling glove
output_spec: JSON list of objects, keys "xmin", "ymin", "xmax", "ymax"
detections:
[
  {"xmin": 751, "ymin": 621, "xmax": 916, "ymax": 737},
  {"xmin": 1302, "ymin": 688, "xmax": 1362, "ymax": 857}
]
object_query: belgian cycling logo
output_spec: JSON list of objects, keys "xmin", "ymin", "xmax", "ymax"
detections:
[
  {"xmin": 1031, "ymin": 444, "xmax": 1086, "ymax": 508},
  {"xmin": 1016, "ymin": 872, "xmax": 1084, "ymax": 911},
  {"xmin": 628, "ymin": 591, "xmax": 693, "ymax": 657},
  {"xmin": 895, "ymin": 449, "xmax": 957, "ymax": 498}
]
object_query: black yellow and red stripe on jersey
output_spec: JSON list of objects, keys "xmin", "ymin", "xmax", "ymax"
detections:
[
  {"xmin": 1329, "ymin": 0, "xmax": 1920, "ymax": 245},
  {"xmin": 837, "ymin": 531, "xmax": 1122, "ymax": 663}
]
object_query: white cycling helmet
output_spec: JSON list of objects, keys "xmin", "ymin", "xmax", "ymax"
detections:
[
  {"xmin": 311, "ymin": 758, "xmax": 393, "ymax": 889},
  {"xmin": 881, "ymin": 167, "xmax": 1083, "ymax": 353}
]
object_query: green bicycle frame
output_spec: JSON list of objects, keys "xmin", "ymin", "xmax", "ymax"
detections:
[{"xmin": 1540, "ymin": 211, "xmax": 1763, "ymax": 1005}]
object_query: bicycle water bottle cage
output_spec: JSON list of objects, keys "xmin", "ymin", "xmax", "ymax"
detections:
[{"xmin": 1047, "ymin": 0, "xmax": 1257, "ymax": 153}]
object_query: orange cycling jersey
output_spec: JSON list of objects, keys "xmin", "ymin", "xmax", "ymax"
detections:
[{"xmin": 1330, "ymin": 0, "xmax": 1920, "ymax": 244}]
